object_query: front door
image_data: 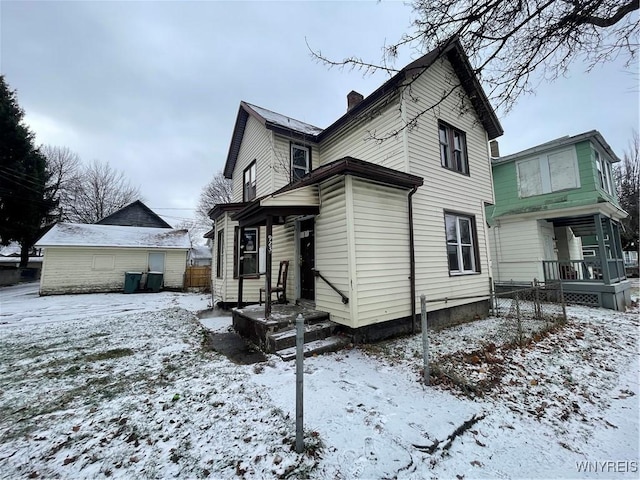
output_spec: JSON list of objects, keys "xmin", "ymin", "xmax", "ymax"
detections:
[{"xmin": 299, "ymin": 218, "xmax": 315, "ymax": 301}]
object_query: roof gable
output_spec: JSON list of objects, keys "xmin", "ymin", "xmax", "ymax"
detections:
[
  {"xmin": 223, "ymin": 36, "xmax": 503, "ymax": 179},
  {"xmin": 96, "ymin": 200, "xmax": 173, "ymax": 228}
]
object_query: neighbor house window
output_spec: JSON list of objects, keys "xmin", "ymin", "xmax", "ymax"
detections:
[
  {"xmin": 595, "ymin": 150, "xmax": 613, "ymax": 195},
  {"xmin": 216, "ymin": 229, "xmax": 224, "ymax": 278},
  {"xmin": 291, "ymin": 144, "xmax": 310, "ymax": 181},
  {"xmin": 516, "ymin": 149, "xmax": 579, "ymax": 198},
  {"xmin": 439, "ymin": 122, "xmax": 468, "ymax": 174},
  {"xmin": 243, "ymin": 161, "xmax": 257, "ymax": 201},
  {"xmin": 234, "ymin": 227, "xmax": 258, "ymax": 278},
  {"xmin": 445, "ymin": 212, "xmax": 479, "ymax": 274}
]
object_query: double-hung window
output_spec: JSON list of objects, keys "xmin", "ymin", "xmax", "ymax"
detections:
[
  {"xmin": 234, "ymin": 227, "xmax": 258, "ymax": 278},
  {"xmin": 595, "ymin": 150, "xmax": 613, "ymax": 195},
  {"xmin": 291, "ymin": 144, "xmax": 310, "ymax": 181},
  {"xmin": 445, "ymin": 212, "xmax": 479, "ymax": 274},
  {"xmin": 216, "ymin": 229, "xmax": 224, "ymax": 278},
  {"xmin": 439, "ymin": 122, "xmax": 468, "ymax": 174},
  {"xmin": 243, "ymin": 161, "xmax": 256, "ymax": 201}
]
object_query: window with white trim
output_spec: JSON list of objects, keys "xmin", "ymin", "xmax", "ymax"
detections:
[
  {"xmin": 216, "ymin": 229, "xmax": 224, "ymax": 278},
  {"xmin": 516, "ymin": 149, "xmax": 579, "ymax": 198},
  {"xmin": 243, "ymin": 161, "xmax": 256, "ymax": 201},
  {"xmin": 234, "ymin": 227, "xmax": 258, "ymax": 278},
  {"xmin": 439, "ymin": 122, "xmax": 468, "ymax": 174},
  {"xmin": 291, "ymin": 144, "xmax": 310, "ymax": 181},
  {"xmin": 445, "ymin": 213, "xmax": 479, "ymax": 274},
  {"xmin": 594, "ymin": 150, "xmax": 613, "ymax": 195}
]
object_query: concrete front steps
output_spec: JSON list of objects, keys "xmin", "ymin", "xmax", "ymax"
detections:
[{"xmin": 267, "ymin": 318, "xmax": 350, "ymax": 360}]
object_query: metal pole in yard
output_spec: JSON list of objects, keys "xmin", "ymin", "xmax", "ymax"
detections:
[
  {"xmin": 559, "ymin": 280, "xmax": 567, "ymax": 323},
  {"xmin": 295, "ymin": 313, "xmax": 304, "ymax": 453},
  {"xmin": 420, "ymin": 294, "xmax": 430, "ymax": 386},
  {"xmin": 489, "ymin": 276, "xmax": 495, "ymax": 317}
]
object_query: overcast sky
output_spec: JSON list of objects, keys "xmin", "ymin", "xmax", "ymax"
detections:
[{"xmin": 2, "ymin": 1, "xmax": 638, "ymax": 227}]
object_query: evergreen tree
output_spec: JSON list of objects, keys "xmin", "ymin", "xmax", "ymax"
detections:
[{"xmin": 0, "ymin": 75, "xmax": 57, "ymax": 267}]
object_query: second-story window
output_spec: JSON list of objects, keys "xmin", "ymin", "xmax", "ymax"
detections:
[
  {"xmin": 439, "ymin": 122, "xmax": 468, "ymax": 175},
  {"xmin": 516, "ymin": 149, "xmax": 580, "ymax": 198},
  {"xmin": 291, "ymin": 144, "xmax": 310, "ymax": 181},
  {"xmin": 595, "ymin": 150, "xmax": 613, "ymax": 195},
  {"xmin": 243, "ymin": 160, "xmax": 256, "ymax": 201}
]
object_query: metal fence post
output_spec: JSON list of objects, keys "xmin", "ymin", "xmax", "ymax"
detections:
[
  {"xmin": 514, "ymin": 290, "xmax": 523, "ymax": 346},
  {"xmin": 420, "ymin": 294, "xmax": 429, "ymax": 386},
  {"xmin": 295, "ymin": 313, "xmax": 304, "ymax": 453},
  {"xmin": 559, "ymin": 280, "xmax": 567, "ymax": 323},
  {"xmin": 489, "ymin": 277, "xmax": 495, "ymax": 317}
]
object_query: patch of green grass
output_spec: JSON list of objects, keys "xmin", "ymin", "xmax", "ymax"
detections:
[{"xmin": 84, "ymin": 348, "xmax": 135, "ymax": 362}]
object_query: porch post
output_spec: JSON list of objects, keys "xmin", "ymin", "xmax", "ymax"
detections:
[
  {"xmin": 237, "ymin": 227, "xmax": 244, "ymax": 308},
  {"xmin": 594, "ymin": 214, "xmax": 611, "ymax": 285},
  {"xmin": 610, "ymin": 220, "xmax": 625, "ymax": 280},
  {"xmin": 265, "ymin": 215, "xmax": 273, "ymax": 319}
]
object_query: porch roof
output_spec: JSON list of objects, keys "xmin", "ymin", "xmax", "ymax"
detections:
[
  {"xmin": 207, "ymin": 202, "xmax": 248, "ymax": 221},
  {"xmin": 233, "ymin": 156, "xmax": 424, "ymax": 227}
]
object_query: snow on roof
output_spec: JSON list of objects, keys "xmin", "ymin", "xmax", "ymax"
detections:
[
  {"xmin": 36, "ymin": 223, "xmax": 191, "ymax": 249},
  {"xmin": 245, "ymin": 102, "xmax": 324, "ymax": 136},
  {"xmin": 0, "ymin": 242, "xmax": 21, "ymax": 256}
]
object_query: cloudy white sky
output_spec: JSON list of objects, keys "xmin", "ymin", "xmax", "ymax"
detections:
[{"xmin": 2, "ymin": 1, "xmax": 638, "ymax": 227}]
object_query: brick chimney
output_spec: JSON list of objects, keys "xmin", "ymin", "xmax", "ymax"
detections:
[
  {"xmin": 489, "ymin": 140, "xmax": 500, "ymax": 158},
  {"xmin": 347, "ymin": 90, "xmax": 364, "ymax": 111}
]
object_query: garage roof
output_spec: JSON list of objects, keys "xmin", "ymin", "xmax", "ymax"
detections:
[{"xmin": 36, "ymin": 223, "xmax": 191, "ymax": 249}]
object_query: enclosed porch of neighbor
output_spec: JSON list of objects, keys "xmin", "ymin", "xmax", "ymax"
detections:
[{"xmin": 540, "ymin": 213, "xmax": 631, "ymax": 310}]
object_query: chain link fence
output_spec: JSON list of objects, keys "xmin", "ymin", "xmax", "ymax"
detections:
[{"xmin": 491, "ymin": 281, "xmax": 567, "ymax": 346}]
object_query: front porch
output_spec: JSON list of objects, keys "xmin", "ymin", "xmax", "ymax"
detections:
[
  {"xmin": 232, "ymin": 303, "xmax": 349, "ymax": 358},
  {"xmin": 540, "ymin": 213, "xmax": 631, "ymax": 310}
]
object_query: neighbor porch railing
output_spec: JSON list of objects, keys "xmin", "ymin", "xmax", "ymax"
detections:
[{"xmin": 542, "ymin": 259, "xmax": 627, "ymax": 284}]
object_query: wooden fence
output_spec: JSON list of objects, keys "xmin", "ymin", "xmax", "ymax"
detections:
[{"xmin": 184, "ymin": 266, "xmax": 211, "ymax": 289}]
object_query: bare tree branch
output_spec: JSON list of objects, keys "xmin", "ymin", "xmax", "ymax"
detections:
[{"xmin": 309, "ymin": 0, "xmax": 639, "ymax": 125}]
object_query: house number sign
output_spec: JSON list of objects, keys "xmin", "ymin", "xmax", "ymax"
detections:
[{"xmin": 268, "ymin": 234, "xmax": 273, "ymax": 253}]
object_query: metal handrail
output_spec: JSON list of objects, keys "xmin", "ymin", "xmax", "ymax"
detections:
[{"xmin": 313, "ymin": 269, "xmax": 349, "ymax": 304}]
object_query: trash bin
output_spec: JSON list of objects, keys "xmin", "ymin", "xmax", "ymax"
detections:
[
  {"xmin": 124, "ymin": 272, "xmax": 143, "ymax": 293},
  {"xmin": 145, "ymin": 271, "xmax": 163, "ymax": 293}
]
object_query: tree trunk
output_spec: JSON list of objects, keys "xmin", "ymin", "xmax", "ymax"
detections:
[{"xmin": 19, "ymin": 243, "xmax": 30, "ymax": 268}]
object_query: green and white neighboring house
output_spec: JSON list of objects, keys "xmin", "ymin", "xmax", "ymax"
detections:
[{"xmin": 487, "ymin": 130, "xmax": 631, "ymax": 310}]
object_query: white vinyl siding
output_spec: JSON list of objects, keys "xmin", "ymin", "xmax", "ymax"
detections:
[
  {"xmin": 314, "ymin": 177, "xmax": 351, "ymax": 325},
  {"xmin": 271, "ymin": 134, "xmax": 320, "ymax": 191},
  {"xmin": 319, "ymin": 95, "xmax": 406, "ymax": 171},
  {"xmin": 404, "ymin": 57, "xmax": 494, "ymax": 312},
  {"xmin": 231, "ymin": 115, "xmax": 272, "ymax": 203},
  {"xmin": 270, "ymin": 220, "xmax": 296, "ymax": 303},
  {"xmin": 40, "ymin": 247, "xmax": 187, "ymax": 295},
  {"xmin": 351, "ymin": 178, "xmax": 410, "ymax": 327},
  {"xmin": 489, "ymin": 219, "xmax": 548, "ymax": 283},
  {"xmin": 214, "ymin": 213, "xmax": 264, "ymax": 304}
]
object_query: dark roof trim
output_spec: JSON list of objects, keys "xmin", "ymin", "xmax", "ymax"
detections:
[
  {"xmin": 203, "ymin": 228, "xmax": 216, "ymax": 239},
  {"xmin": 96, "ymin": 200, "xmax": 172, "ymax": 229},
  {"xmin": 232, "ymin": 157, "xmax": 422, "ymax": 227},
  {"xmin": 224, "ymin": 36, "xmax": 503, "ymax": 178},
  {"xmin": 276, "ymin": 156, "xmax": 424, "ymax": 194},
  {"xmin": 493, "ymin": 130, "xmax": 621, "ymax": 165},
  {"xmin": 317, "ymin": 36, "xmax": 503, "ymax": 142},
  {"xmin": 224, "ymin": 102, "xmax": 321, "ymax": 178},
  {"xmin": 208, "ymin": 202, "xmax": 248, "ymax": 220}
]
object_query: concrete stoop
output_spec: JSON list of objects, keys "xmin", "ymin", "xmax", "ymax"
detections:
[
  {"xmin": 276, "ymin": 335, "xmax": 351, "ymax": 361},
  {"xmin": 267, "ymin": 319, "xmax": 350, "ymax": 360}
]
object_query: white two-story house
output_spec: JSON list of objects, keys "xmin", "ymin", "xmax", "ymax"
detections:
[{"xmin": 210, "ymin": 37, "xmax": 503, "ymax": 341}]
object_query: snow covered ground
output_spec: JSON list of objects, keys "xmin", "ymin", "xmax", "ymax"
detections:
[{"xmin": 0, "ymin": 282, "xmax": 638, "ymax": 479}]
